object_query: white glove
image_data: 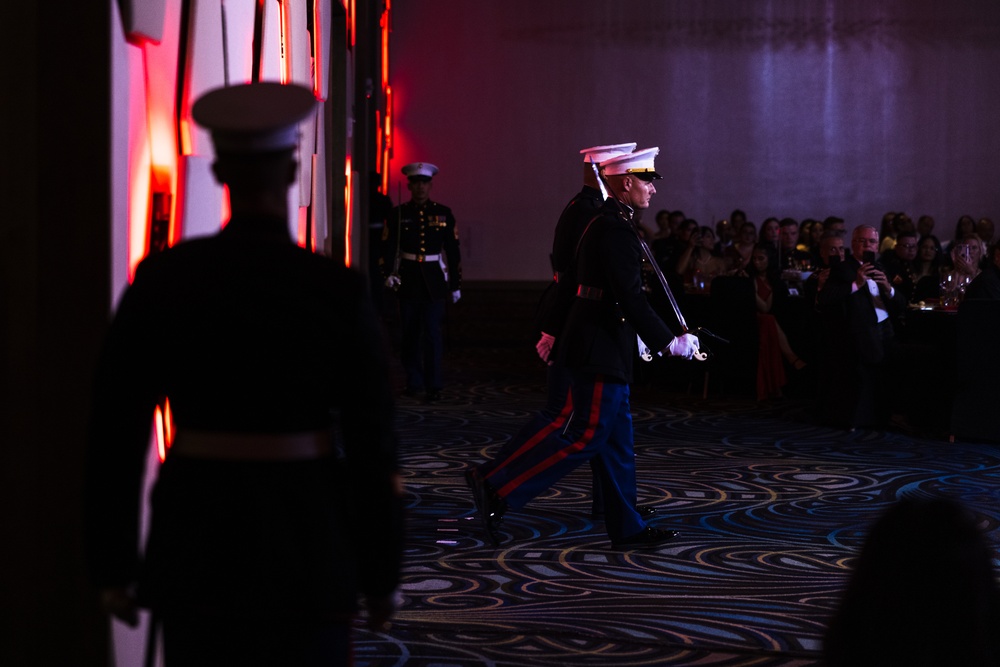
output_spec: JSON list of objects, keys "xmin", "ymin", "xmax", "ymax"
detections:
[
  {"xmin": 536, "ymin": 332, "xmax": 556, "ymax": 363},
  {"xmin": 451, "ymin": 290, "xmax": 461, "ymax": 304},
  {"xmin": 637, "ymin": 334, "xmax": 653, "ymax": 362},
  {"xmin": 385, "ymin": 275, "xmax": 401, "ymax": 290},
  {"xmin": 666, "ymin": 333, "xmax": 701, "ymax": 359}
]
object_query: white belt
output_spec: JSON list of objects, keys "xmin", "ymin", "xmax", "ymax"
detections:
[
  {"xmin": 400, "ymin": 252, "xmax": 441, "ymax": 262},
  {"xmin": 170, "ymin": 429, "xmax": 332, "ymax": 461}
]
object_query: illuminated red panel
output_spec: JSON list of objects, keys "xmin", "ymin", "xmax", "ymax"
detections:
[
  {"xmin": 349, "ymin": 0, "xmax": 356, "ymax": 48},
  {"xmin": 154, "ymin": 397, "xmax": 175, "ymax": 463},
  {"xmin": 375, "ymin": 110, "xmax": 383, "ymax": 174},
  {"xmin": 380, "ymin": 5, "xmax": 390, "ymax": 87},
  {"xmin": 344, "ymin": 155, "xmax": 353, "ymax": 266}
]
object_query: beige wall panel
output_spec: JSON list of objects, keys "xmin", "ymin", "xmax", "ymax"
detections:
[
  {"xmin": 222, "ymin": 0, "xmax": 258, "ymax": 85},
  {"xmin": 260, "ymin": 0, "xmax": 283, "ymax": 82},
  {"xmin": 285, "ymin": 0, "xmax": 311, "ymax": 89},
  {"xmin": 186, "ymin": 0, "xmax": 255, "ymax": 157},
  {"xmin": 311, "ymin": 156, "xmax": 328, "ymax": 254},
  {"xmin": 314, "ymin": 0, "xmax": 332, "ymax": 101},
  {"xmin": 178, "ymin": 155, "xmax": 224, "ymax": 239},
  {"xmin": 298, "ymin": 106, "xmax": 317, "ymax": 207}
]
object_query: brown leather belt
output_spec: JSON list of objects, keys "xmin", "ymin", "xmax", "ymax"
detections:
[
  {"xmin": 170, "ymin": 429, "xmax": 332, "ymax": 461},
  {"xmin": 576, "ymin": 284, "xmax": 607, "ymax": 301}
]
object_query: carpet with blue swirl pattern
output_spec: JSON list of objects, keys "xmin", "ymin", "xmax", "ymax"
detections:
[{"xmin": 355, "ymin": 296, "xmax": 1000, "ymax": 666}]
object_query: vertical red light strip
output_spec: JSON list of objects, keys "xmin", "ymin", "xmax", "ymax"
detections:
[
  {"xmin": 382, "ymin": 85, "xmax": 392, "ymax": 193},
  {"xmin": 344, "ymin": 156, "xmax": 353, "ymax": 266},
  {"xmin": 375, "ymin": 110, "xmax": 383, "ymax": 174},
  {"xmin": 154, "ymin": 398, "xmax": 175, "ymax": 463},
  {"xmin": 380, "ymin": 2, "xmax": 392, "ymax": 194},
  {"xmin": 280, "ymin": 0, "xmax": 291, "ymax": 84},
  {"xmin": 350, "ymin": 0, "xmax": 356, "ymax": 48}
]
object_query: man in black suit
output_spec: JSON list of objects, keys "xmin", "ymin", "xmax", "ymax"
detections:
[
  {"xmin": 815, "ymin": 224, "xmax": 905, "ymax": 428},
  {"xmin": 86, "ymin": 83, "xmax": 403, "ymax": 665},
  {"xmin": 467, "ymin": 147, "xmax": 699, "ymax": 550}
]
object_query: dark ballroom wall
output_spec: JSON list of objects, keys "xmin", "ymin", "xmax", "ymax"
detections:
[
  {"xmin": 388, "ymin": 0, "xmax": 1000, "ymax": 281},
  {"xmin": 2, "ymin": 2, "xmax": 110, "ymax": 666}
]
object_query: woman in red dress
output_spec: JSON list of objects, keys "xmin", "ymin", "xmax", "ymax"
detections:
[{"xmin": 749, "ymin": 245, "xmax": 806, "ymax": 400}]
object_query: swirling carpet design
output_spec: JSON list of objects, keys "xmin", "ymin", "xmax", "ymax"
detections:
[{"xmin": 355, "ymin": 342, "xmax": 1000, "ymax": 666}]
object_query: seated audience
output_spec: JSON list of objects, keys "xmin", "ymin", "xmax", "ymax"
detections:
[
  {"xmin": 650, "ymin": 209, "xmax": 685, "ymax": 270},
  {"xmin": 749, "ymin": 244, "xmax": 806, "ymax": 400},
  {"xmin": 815, "ymin": 225, "xmax": 905, "ymax": 429},
  {"xmin": 977, "ymin": 217, "xmax": 995, "ymax": 246},
  {"xmin": 916, "ymin": 214, "xmax": 935, "ymax": 238},
  {"xmin": 879, "ymin": 230, "xmax": 918, "ymax": 302},
  {"xmin": 943, "ymin": 214, "xmax": 977, "ymax": 253},
  {"xmin": 877, "ymin": 210, "xmax": 898, "ymax": 254},
  {"xmin": 947, "ymin": 234, "xmax": 985, "ymax": 296},
  {"xmin": 676, "ymin": 224, "xmax": 728, "ymax": 288},
  {"xmin": 965, "ymin": 241, "xmax": 1000, "ymax": 300},
  {"xmin": 725, "ymin": 221, "xmax": 757, "ymax": 275},
  {"xmin": 778, "ymin": 217, "xmax": 811, "ymax": 270},
  {"xmin": 911, "ymin": 234, "xmax": 944, "ymax": 303},
  {"xmin": 714, "ymin": 218, "xmax": 735, "ymax": 255},
  {"xmin": 812, "ymin": 216, "xmax": 846, "ymax": 267},
  {"xmin": 824, "ymin": 497, "xmax": 1000, "ymax": 667}
]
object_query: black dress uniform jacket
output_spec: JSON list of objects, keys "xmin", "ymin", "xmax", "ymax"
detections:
[
  {"xmin": 381, "ymin": 200, "xmax": 461, "ymax": 300},
  {"xmin": 559, "ymin": 198, "xmax": 678, "ymax": 383},
  {"xmin": 86, "ymin": 215, "xmax": 403, "ymax": 618},
  {"xmin": 536, "ymin": 185, "xmax": 604, "ymax": 339}
]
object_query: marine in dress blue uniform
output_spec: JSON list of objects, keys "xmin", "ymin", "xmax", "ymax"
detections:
[
  {"xmin": 467, "ymin": 148, "xmax": 701, "ymax": 549},
  {"xmin": 476, "ymin": 143, "xmax": 653, "ymax": 519},
  {"xmin": 85, "ymin": 83, "xmax": 404, "ymax": 666},
  {"xmin": 381, "ymin": 162, "xmax": 462, "ymax": 401}
]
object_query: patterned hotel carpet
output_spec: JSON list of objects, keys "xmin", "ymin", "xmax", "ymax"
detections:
[{"xmin": 353, "ymin": 342, "xmax": 1000, "ymax": 667}]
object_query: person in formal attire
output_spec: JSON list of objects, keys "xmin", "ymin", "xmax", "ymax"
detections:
[
  {"xmin": 815, "ymin": 225, "xmax": 905, "ymax": 429},
  {"xmin": 945, "ymin": 234, "xmax": 986, "ymax": 299},
  {"xmin": 513, "ymin": 141, "xmax": 648, "ymax": 519},
  {"xmin": 466, "ymin": 147, "xmax": 699, "ymax": 550},
  {"xmin": 675, "ymin": 223, "xmax": 727, "ymax": 289},
  {"xmin": 725, "ymin": 221, "xmax": 758, "ymax": 274},
  {"xmin": 911, "ymin": 234, "xmax": 944, "ymax": 303},
  {"xmin": 944, "ymin": 214, "xmax": 977, "ymax": 253},
  {"xmin": 916, "ymin": 214, "xmax": 935, "ymax": 239},
  {"xmin": 650, "ymin": 209, "xmax": 684, "ymax": 267},
  {"xmin": 85, "ymin": 82, "xmax": 404, "ymax": 666},
  {"xmin": 777, "ymin": 217, "xmax": 810, "ymax": 270},
  {"xmin": 748, "ymin": 244, "xmax": 806, "ymax": 400},
  {"xmin": 879, "ymin": 230, "xmax": 918, "ymax": 302},
  {"xmin": 965, "ymin": 241, "xmax": 1000, "ymax": 300},
  {"xmin": 714, "ymin": 217, "xmax": 736, "ymax": 256},
  {"xmin": 381, "ymin": 162, "xmax": 462, "ymax": 401}
]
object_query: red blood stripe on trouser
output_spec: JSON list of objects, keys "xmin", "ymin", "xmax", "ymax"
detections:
[
  {"xmin": 484, "ymin": 390, "xmax": 574, "ymax": 481},
  {"xmin": 496, "ymin": 378, "xmax": 603, "ymax": 498}
]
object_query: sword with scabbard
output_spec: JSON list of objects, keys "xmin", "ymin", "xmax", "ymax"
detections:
[{"xmin": 589, "ymin": 158, "xmax": 727, "ymax": 361}]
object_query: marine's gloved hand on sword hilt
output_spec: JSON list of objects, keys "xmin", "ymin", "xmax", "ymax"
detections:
[{"xmin": 664, "ymin": 332, "xmax": 703, "ymax": 360}]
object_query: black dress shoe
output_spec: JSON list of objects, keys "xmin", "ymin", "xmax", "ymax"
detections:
[
  {"xmin": 424, "ymin": 388, "xmax": 441, "ymax": 402},
  {"xmin": 464, "ymin": 469, "xmax": 507, "ymax": 546},
  {"xmin": 402, "ymin": 386, "xmax": 423, "ymax": 397},
  {"xmin": 591, "ymin": 504, "xmax": 657, "ymax": 520},
  {"xmin": 611, "ymin": 526, "xmax": 680, "ymax": 550}
]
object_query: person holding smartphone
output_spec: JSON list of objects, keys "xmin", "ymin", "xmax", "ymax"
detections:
[{"xmin": 814, "ymin": 225, "xmax": 905, "ymax": 429}]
